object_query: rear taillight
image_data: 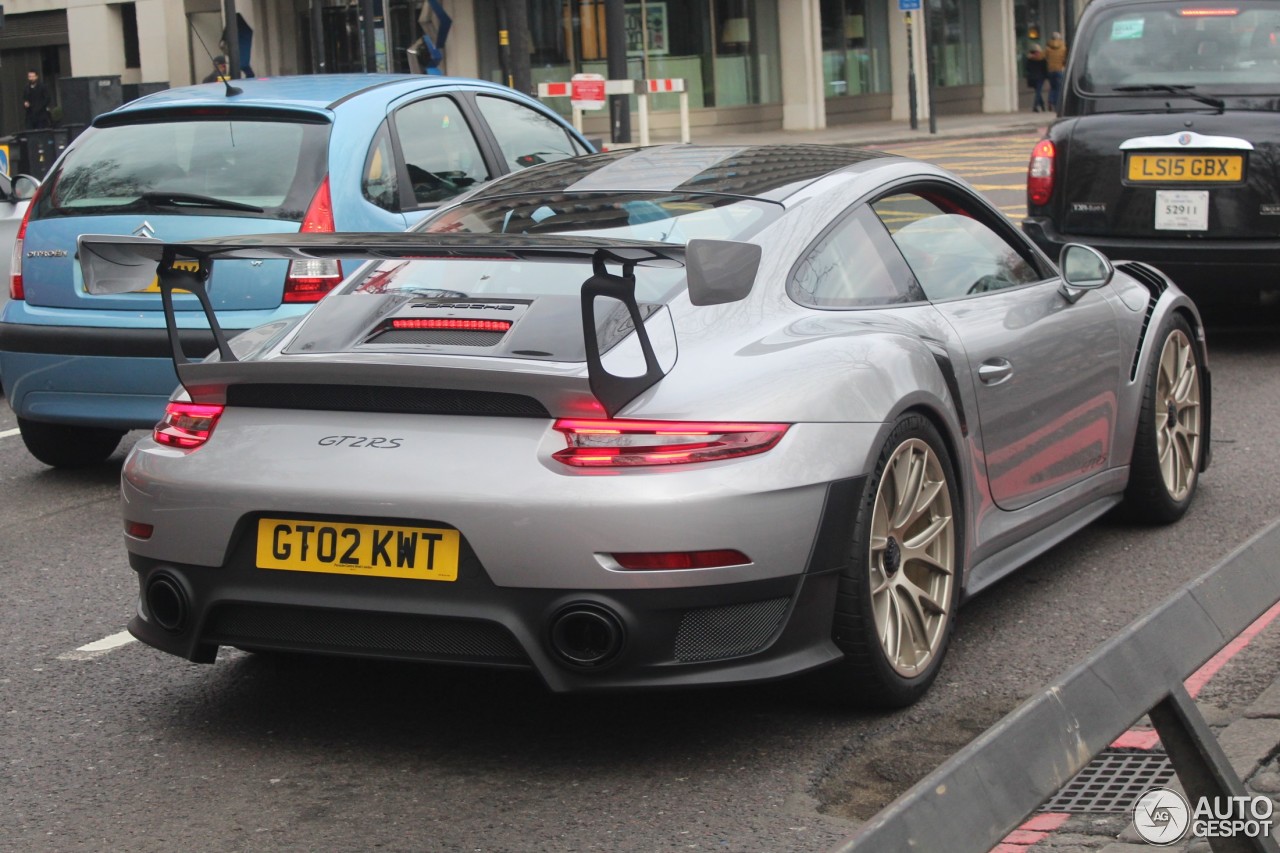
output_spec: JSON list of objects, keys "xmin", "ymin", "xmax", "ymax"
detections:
[
  {"xmin": 611, "ymin": 550, "xmax": 751, "ymax": 570},
  {"xmin": 284, "ymin": 177, "xmax": 341, "ymax": 303},
  {"xmin": 552, "ymin": 419, "xmax": 789, "ymax": 467},
  {"xmin": 154, "ymin": 402, "xmax": 224, "ymax": 450},
  {"xmin": 1027, "ymin": 139, "xmax": 1056, "ymax": 207},
  {"xmin": 9, "ymin": 186, "xmax": 39, "ymax": 300}
]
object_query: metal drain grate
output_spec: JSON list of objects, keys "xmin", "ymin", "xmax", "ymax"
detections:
[{"xmin": 1040, "ymin": 750, "xmax": 1175, "ymax": 813}]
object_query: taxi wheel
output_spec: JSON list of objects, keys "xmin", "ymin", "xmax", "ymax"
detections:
[
  {"xmin": 1123, "ymin": 315, "xmax": 1204, "ymax": 524},
  {"xmin": 829, "ymin": 414, "xmax": 962, "ymax": 709},
  {"xmin": 18, "ymin": 417, "xmax": 125, "ymax": 468}
]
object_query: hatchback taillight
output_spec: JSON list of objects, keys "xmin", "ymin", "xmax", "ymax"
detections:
[
  {"xmin": 154, "ymin": 402, "xmax": 224, "ymax": 450},
  {"xmin": 551, "ymin": 419, "xmax": 789, "ymax": 467},
  {"xmin": 9, "ymin": 187, "xmax": 40, "ymax": 301},
  {"xmin": 284, "ymin": 177, "xmax": 341, "ymax": 303},
  {"xmin": 1027, "ymin": 139, "xmax": 1056, "ymax": 207}
]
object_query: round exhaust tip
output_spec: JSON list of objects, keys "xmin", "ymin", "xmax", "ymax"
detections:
[
  {"xmin": 548, "ymin": 604, "xmax": 625, "ymax": 669},
  {"xmin": 146, "ymin": 574, "xmax": 189, "ymax": 633}
]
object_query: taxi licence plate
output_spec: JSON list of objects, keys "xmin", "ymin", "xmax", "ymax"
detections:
[
  {"xmin": 256, "ymin": 518, "xmax": 460, "ymax": 581},
  {"xmin": 1126, "ymin": 154, "xmax": 1244, "ymax": 183}
]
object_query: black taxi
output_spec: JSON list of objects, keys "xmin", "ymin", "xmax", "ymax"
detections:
[{"xmin": 1021, "ymin": 0, "xmax": 1280, "ymax": 304}]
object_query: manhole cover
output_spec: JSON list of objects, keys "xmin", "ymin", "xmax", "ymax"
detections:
[{"xmin": 1040, "ymin": 749, "xmax": 1175, "ymax": 813}]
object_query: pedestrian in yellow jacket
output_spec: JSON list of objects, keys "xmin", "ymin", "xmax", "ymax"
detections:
[{"xmin": 1045, "ymin": 33, "xmax": 1068, "ymax": 111}]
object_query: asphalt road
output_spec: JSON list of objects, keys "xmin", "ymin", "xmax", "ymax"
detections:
[{"xmin": 4, "ymin": 133, "xmax": 1280, "ymax": 852}]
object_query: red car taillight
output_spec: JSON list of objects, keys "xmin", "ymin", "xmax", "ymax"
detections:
[
  {"xmin": 284, "ymin": 177, "xmax": 341, "ymax": 303},
  {"xmin": 551, "ymin": 419, "xmax": 789, "ymax": 467},
  {"xmin": 154, "ymin": 402, "xmax": 224, "ymax": 449},
  {"xmin": 1027, "ymin": 139, "xmax": 1056, "ymax": 207},
  {"xmin": 9, "ymin": 185, "xmax": 40, "ymax": 300}
]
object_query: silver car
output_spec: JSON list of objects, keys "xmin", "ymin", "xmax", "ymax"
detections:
[{"xmin": 84, "ymin": 145, "xmax": 1209, "ymax": 707}]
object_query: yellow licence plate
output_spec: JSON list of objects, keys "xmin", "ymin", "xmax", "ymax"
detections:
[
  {"xmin": 141, "ymin": 259, "xmax": 201, "ymax": 293},
  {"xmin": 1127, "ymin": 154, "xmax": 1243, "ymax": 182},
  {"xmin": 256, "ymin": 518, "xmax": 460, "ymax": 581}
]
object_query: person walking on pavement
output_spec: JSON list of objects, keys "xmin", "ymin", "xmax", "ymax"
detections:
[
  {"xmin": 1025, "ymin": 44, "xmax": 1048, "ymax": 112},
  {"xmin": 1045, "ymin": 32, "xmax": 1068, "ymax": 112},
  {"xmin": 203, "ymin": 56, "xmax": 230, "ymax": 84},
  {"xmin": 23, "ymin": 69, "xmax": 53, "ymax": 130}
]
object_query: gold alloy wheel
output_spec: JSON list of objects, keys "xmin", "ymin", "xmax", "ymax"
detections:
[
  {"xmin": 869, "ymin": 438, "xmax": 956, "ymax": 677},
  {"xmin": 1156, "ymin": 329, "xmax": 1202, "ymax": 502}
]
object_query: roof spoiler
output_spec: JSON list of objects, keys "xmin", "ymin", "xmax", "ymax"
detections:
[{"xmin": 78, "ymin": 232, "xmax": 761, "ymax": 418}]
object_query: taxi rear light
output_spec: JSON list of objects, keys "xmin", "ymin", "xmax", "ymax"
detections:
[
  {"xmin": 1179, "ymin": 7, "xmax": 1238, "ymax": 15},
  {"xmin": 551, "ymin": 418, "xmax": 789, "ymax": 467},
  {"xmin": 1027, "ymin": 139, "xmax": 1056, "ymax": 207},
  {"xmin": 9, "ymin": 186, "xmax": 39, "ymax": 300},
  {"xmin": 611, "ymin": 550, "xmax": 751, "ymax": 570},
  {"xmin": 391, "ymin": 318, "xmax": 513, "ymax": 331},
  {"xmin": 285, "ymin": 176, "xmax": 341, "ymax": 302},
  {"xmin": 154, "ymin": 402, "xmax": 224, "ymax": 450}
]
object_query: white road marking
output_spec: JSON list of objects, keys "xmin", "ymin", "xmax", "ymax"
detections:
[
  {"xmin": 57, "ymin": 630, "xmax": 136, "ymax": 661},
  {"xmin": 0, "ymin": 428, "xmax": 19, "ymax": 439}
]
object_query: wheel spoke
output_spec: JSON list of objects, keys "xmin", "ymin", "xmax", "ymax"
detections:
[
  {"xmin": 890, "ymin": 448, "xmax": 925, "ymax": 530},
  {"xmin": 902, "ymin": 515, "xmax": 951, "ymax": 555}
]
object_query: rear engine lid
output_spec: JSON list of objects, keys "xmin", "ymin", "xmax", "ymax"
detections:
[{"xmin": 1056, "ymin": 112, "xmax": 1280, "ymax": 240}]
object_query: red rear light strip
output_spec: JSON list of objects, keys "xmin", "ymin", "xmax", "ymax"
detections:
[
  {"xmin": 154, "ymin": 402, "xmax": 225, "ymax": 450},
  {"xmin": 1178, "ymin": 7, "xmax": 1238, "ymax": 15},
  {"xmin": 552, "ymin": 419, "xmax": 789, "ymax": 467},
  {"xmin": 391, "ymin": 318, "xmax": 513, "ymax": 332}
]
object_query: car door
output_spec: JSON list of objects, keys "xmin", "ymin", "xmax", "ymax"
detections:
[
  {"xmin": 386, "ymin": 94, "xmax": 496, "ymax": 227},
  {"xmin": 871, "ymin": 185, "xmax": 1124, "ymax": 511}
]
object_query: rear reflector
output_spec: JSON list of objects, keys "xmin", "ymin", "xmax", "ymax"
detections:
[
  {"xmin": 611, "ymin": 550, "xmax": 751, "ymax": 570},
  {"xmin": 125, "ymin": 521, "xmax": 154, "ymax": 540},
  {"xmin": 391, "ymin": 318, "xmax": 513, "ymax": 332},
  {"xmin": 154, "ymin": 402, "xmax": 224, "ymax": 450},
  {"xmin": 552, "ymin": 419, "xmax": 789, "ymax": 467}
]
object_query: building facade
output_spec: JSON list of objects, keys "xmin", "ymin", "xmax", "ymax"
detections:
[{"xmin": 0, "ymin": 0, "xmax": 1067, "ymax": 140}]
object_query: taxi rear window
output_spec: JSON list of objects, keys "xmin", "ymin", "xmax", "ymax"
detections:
[{"xmin": 1081, "ymin": 2, "xmax": 1280, "ymax": 89}]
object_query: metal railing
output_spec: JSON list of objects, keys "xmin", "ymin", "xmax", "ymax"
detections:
[{"xmin": 834, "ymin": 520, "xmax": 1280, "ymax": 853}]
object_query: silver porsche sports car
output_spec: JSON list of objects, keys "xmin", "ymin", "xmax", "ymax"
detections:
[{"xmin": 83, "ymin": 145, "xmax": 1209, "ymax": 707}]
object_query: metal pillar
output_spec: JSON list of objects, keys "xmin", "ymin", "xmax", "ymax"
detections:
[{"xmin": 604, "ymin": 0, "xmax": 631, "ymax": 144}]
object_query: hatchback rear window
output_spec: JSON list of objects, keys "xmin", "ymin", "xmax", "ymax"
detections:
[
  {"xmin": 33, "ymin": 116, "xmax": 330, "ymax": 222},
  {"xmin": 1081, "ymin": 2, "xmax": 1280, "ymax": 90}
]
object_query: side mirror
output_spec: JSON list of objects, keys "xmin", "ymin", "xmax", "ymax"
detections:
[
  {"xmin": 1058, "ymin": 243, "xmax": 1113, "ymax": 303},
  {"xmin": 685, "ymin": 239, "xmax": 762, "ymax": 306},
  {"xmin": 12, "ymin": 174, "xmax": 40, "ymax": 201}
]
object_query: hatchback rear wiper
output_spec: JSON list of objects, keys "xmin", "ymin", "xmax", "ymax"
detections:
[
  {"xmin": 137, "ymin": 191, "xmax": 265, "ymax": 214},
  {"xmin": 1112, "ymin": 85, "xmax": 1225, "ymax": 111}
]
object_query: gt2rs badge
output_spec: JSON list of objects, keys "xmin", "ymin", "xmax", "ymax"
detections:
[{"xmin": 318, "ymin": 435, "xmax": 404, "ymax": 449}]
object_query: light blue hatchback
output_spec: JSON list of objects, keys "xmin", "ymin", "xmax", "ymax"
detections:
[{"xmin": 0, "ymin": 74, "xmax": 590, "ymax": 466}]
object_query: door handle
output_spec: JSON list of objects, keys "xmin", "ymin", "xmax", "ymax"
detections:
[{"xmin": 978, "ymin": 359, "xmax": 1013, "ymax": 385}]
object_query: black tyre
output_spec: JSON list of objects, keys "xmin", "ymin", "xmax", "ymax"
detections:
[
  {"xmin": 1123, "ymin": 314, "xmax": 1204, "ymax": 524},
  {"xmin": 829, "ymin": 414, "xmax": 963, "ymax": 708},
  {"xmin": 18, "ymin": 417, "xmax": 125, "ymax": 468}
]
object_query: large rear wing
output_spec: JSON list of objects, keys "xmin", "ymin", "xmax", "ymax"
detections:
[{"xmin": 78, "ymin": 232, "xmax": 761, "ymax": 418}]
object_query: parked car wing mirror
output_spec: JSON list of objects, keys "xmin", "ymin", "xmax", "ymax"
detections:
[
  {"xmin": 12, "ymin": 174, "xmax": 39, "ymax": 201},
  {"xmin": 1059, "ymin": 243, "xmax": 1114, "ymax": 303},
  {"xmin": 685, "ymin": 239, "xmax": 762, "ymax": 306}
]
